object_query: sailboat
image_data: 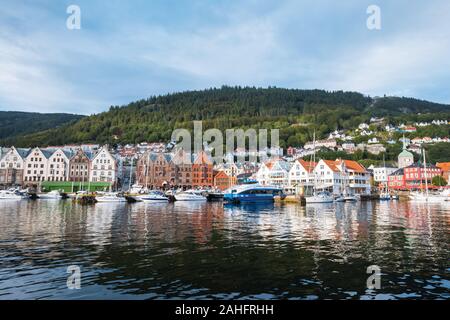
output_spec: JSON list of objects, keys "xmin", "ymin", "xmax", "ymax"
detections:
[
  {"xmin": 305, "ymin": 132, "xmax": 334, "ymax": 204},
  {"xmin": 409, "ymin": 148, "xmax": 442, "ymax": 202},
  {"xmin": 379, "ymin": 154, "xmax": 391, "ymax": 200}
]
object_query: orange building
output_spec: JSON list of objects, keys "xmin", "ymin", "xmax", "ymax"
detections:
[
  {"xmin": 213, "ymin": 171, "xmax": 237, "ymax": 191},
  {"xmin": 192, "ymin": 151, "xmax": 213, "ymax": 188},
  {"xmin": 436, "ymin": 162, "xmax": 450, "ymax": 183}
]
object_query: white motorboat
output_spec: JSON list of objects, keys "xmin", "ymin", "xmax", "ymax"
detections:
[
  {"xmin": 96, "ymin": 192, "xmax": 127, "ymax": 203},
  {"xmin": 174, "ymin": 190, "xmax": 207, "ymax": 201},
  {"xmin": 409, "ymin": 191, "xmax": 445, "ymax": 203},
  {"xmin": 0, "ymin": 190, "xmax": 26, "ymax": 200},
  {"xmin": 135, "ymin": 190, "xmax": 169, "ymax": 202},
  {"xmin": 38, "ymin": 190, "xmax": 62, "ymax": 200},
  {"xmin": 344, "ymin": 194, "xmax": 359, "ymax": 202},
  {"xmin": 305, "ymin": 191, "xmax": 334, "ymax": 204},
  {"xmin": 334, "ymin": 195, "xmax": 345, "ymax": 202},
  {"xmin": 379, "ymin": 192, "xmax": 391, "ymax": 201}
]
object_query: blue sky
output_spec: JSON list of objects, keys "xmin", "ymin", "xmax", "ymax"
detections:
[{"xmin": 1, "ymin": 0, "xmax": 449, "ymax": 114}]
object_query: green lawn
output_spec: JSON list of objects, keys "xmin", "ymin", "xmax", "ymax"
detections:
[{"xmin": 41, "ymin": 181, "xmax": 112, "ymax": 193}]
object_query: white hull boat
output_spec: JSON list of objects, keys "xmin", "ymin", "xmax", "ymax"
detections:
[
  {"xmin": 305, "ymin": 191, "xmax": 334, "ymax": 204},
  {"xmin": 38, "ymin": 190, "xmax": 62, "ymax": 200},
  {"xmin": 175, "ymin": 190, "xmax": 207, "ymax": 201},
  {"xmin": 0, "ymin": 190, "xmax": 26, "ymax": 200},
  {"xmin": 379, "ymin": 193, "xmax": 391, "ymax": 201},
  {"xmin": 135, "ymin": 191, "xmax": 169, "ymax": 202},
  {"xmin": 96, "ymin": 192, "xmax": 127, "ymax": 203}
]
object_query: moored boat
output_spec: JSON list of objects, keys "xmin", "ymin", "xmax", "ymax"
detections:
[
  {"xmin": 174, "ymin": 190, "xmax": 207, "ymax": 201},
  {"xmin": 95, "ymin": 192, "xmax": 127, "ymax": 203},
  {"xmin": 223, "ymin": 184, "xmax": 282, "ymax": 203},
  {"xmin": 135, "ymin": 190, "xmax": 169, "ymax": 202},
  {"xmin": 38, "ymin": 190, "xmax": 62, "ymax": 200},
  {"xmin": 305, "ymin": 191, "xmax": 334, "ymax": 204},
  {"xmin": 0, "ymin": 190, "xmax": 27, "ymax": 200}
]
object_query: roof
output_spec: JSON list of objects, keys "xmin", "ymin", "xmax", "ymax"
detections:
[
  {"xmin": 338, "ymin": 159, "xmax": 367, "ymax": 173},
  {"xmin": 16, "ymin": 148, "xmax": 31, "ymax": 159},
  {"xmin": 405, "ymin": 162, "xmax": 438, "ymax": 169},
  {"xmin": 390, "ymin": 168, "xmax": 404, "ymax": 176},
  {"xmin": 437, "ymin": 162, "xmax": 450, "ymax": 172},
  {"xmin": 214, "ymin": 171, "xmax": 229, "ymax": 179},
  {"xmin": 322, "ymin": 160, "xmax": 340, "ymax": 172},
  {"xmin": 298, "ymin": 159, "xmax": 317, "ymax": 173},
  {"xmin": 398, "ymin": 149, "xmax": 414, "ymax": 158},
  {"xmin": 193, "ymin": 151, "xmax": 213, "ymax": 165}
]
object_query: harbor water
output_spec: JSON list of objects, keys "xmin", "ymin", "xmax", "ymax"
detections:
[{"xmin": 0, "ymin": 200, "xmax": 449, "ymax": 299}]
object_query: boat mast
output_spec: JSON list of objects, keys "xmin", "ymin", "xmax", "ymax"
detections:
[
  {"xmin": 128, "ymin": 157, "xmax": 133, "ymax": 191},
  {"xmin": 423, "ymin": 148, "xmax": 429, "ymax": 199},
  {"xmin": 312, "ymin": 130, "xmax": 317, "ymax": 196}
]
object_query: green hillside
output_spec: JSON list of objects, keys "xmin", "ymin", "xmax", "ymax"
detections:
[
  {"xmin": 0, "ymin": 111, "xmax": 84, "ymax": 140},
  {"xmin": 1, "ymin": 87, "xmax": 449, "ymax": 148}
]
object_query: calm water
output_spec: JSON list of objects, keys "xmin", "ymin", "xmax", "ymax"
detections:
[{"xmin": 0, "ymin": 199, "xmax": 449, "ymax": 300}]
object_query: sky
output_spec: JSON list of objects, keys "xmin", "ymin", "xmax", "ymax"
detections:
[{"xmin": 1, "ymin": 0, "xmax": 449, "ymax": 115}]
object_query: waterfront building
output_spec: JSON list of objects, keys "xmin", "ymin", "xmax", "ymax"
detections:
[
  {"xmin": 313, "ymin": 159, "xmax": 371, "ymax": 195},
  {"xmin": 69, "ymin": 148, "xmax": 92, "ymax": 182},
  {"xmin": 136, "ymin": 151, "xmax": 175, "ymax": 189},
  {"xmin": 172, "ymin": 149, "xmax": 193, "ymax": 189},
  {"xmin": 373, "ymin": 165, "xmax": 398, "ymax": 184},
  {"xmin": 255, "ymin": 158, "xmax": 290, "ymax": 187},
  {"xmin": 23, "ymin": 147, "xmax": 52, "ymax": 183},
  {"xmin": 0, "ymin": 147, "xmax": 28, "ymax": 186},
  {"xmin": 213, "ymin": 171, "xmax": 237, "ymax": 191},
  {"xmin": 46, "ymin": 148, "xmax": 72, "ymax": 182},
  {"xmin": 388, "ymin": 163, "xmax": 442, "ymax": 190},
  {"xmin": 436, "ymin": 162, "xmax": 450, "ymax": 184},
  {"xmin": 288, "ymin": 159, "xmax": 316, "ymax": 194},
  {"xmin": 89, "ymin": 146, "xmax": 117, "ymax": 185},
  {"xmin": 192, "ymin": 151, "xmax": 213, "ymax": 188}
]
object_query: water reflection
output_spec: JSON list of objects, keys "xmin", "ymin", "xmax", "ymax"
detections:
[{"xmin": 0, "ymin": 200, "xmax": 448, "ymax": 300}]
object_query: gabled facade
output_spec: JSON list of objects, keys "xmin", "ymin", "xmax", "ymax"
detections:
[
  {"xmin": 213, "ymin": 170, "xmax": 237, "ymax": 191},
  {"xmin": 89, "ymin": 146, "xmax": 117, "ymax": 185},
  {"xmin": 69, "ymin": 149, "xmax": 92, "ymax": 182},
  {"xmin": 136, "ymin": 151, "xmax": 176, "ymax": 189},
  {"xmin": 172, "ymin": 149, "xmax": 193, "ymax": 189},
  {"xmin": 192, "ymin": 151, "xmax": 213, "ymax": 188},
  {"xmin": 288, "ymin": 159, "xmax": 316, "ymax": 187},
  {"xmin": 23, "ymin": 147, "xmax": 52, "ymax": 184},
  {"xmin": 47, "ymin": 149, "xmax": 71, "ymax": 182},
  {"xmin": 0, "ymin": 147, "xmax": 27, "ymax": 185}
]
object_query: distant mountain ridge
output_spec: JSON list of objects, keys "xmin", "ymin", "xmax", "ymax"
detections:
[
  {"xmin": 0, "ymin": 111, "xmax": 84, "ymax": 140},
  {"xmin": 1, "ymin": 86, "xmax": 448, "ymax": 148}
]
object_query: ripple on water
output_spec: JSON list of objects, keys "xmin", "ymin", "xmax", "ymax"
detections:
[{"xmin": 0, "ymin": 200, "xmax": 448, "ymax": 299}]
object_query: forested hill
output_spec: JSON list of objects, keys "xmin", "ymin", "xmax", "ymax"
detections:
[
  {"xmin": 0, "ymin": 111, "xmax": 84, "ymax": 140},
  {"xmin": 1, "ymin": 87, "xmax": 449, "ymax": 148}
]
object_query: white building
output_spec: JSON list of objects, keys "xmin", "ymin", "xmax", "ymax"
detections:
[
  {"xmin": 46, "ymin": 148, "xmax": 71, "ymax": 182},
  {"xmin": 0, "ymin": 147, "xmax": 28, "ymax": 185},
  {"xmin": 313, "ymin": 159, "xmax": 371, "ymax": 196},
  {"xmin": 255, "ymin": 159, "xmax": 290, "ymax": 187},
  {"xmin": 23, "ymin": 147, "xmax": 52, "ymax": 183},
  {"xmin": 304, "ymin": 139, "xmax": 337, "ymax": 150},
  {"xmin": 90, "ymin": 146, "xmax": 117, "ymax": 184},
  {"xmin": 288, "ymin": 159, "xmax": 316, "ymax": 193},
  {"xmin": 373, "ymin": 166, "xmax": 398, "ymax": 184}
]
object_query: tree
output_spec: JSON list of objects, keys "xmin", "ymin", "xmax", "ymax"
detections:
[{"xmin": 432, "ymin": 175, "xmax": 447, "ymax": 187}]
